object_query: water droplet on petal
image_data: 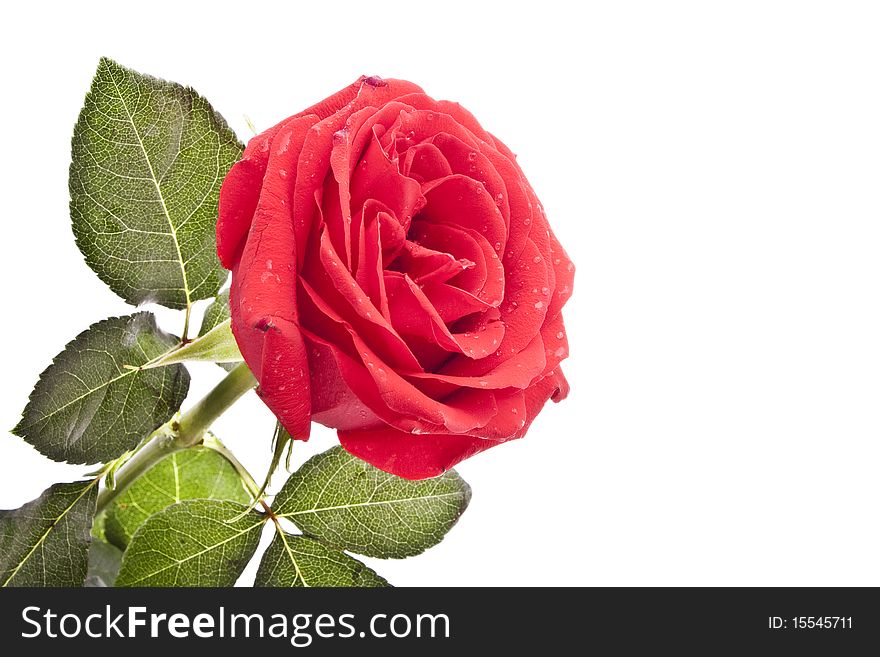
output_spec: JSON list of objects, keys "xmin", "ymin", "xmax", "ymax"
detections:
[{"xmin": 534, "ymin": 301, "xmax": 544, "ymax": 310}]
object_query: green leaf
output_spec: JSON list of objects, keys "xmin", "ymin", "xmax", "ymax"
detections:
[
  {"xmin": 143, "ymin": 319, "xmax": 242, "ymax": 369},
  {"xmin": 0, "ymin": 480, "xmax": 98, "ymax": 587},
  {"xmin": 104, "ymin": 446, "xmax": 251, "ymax": 549},
  {"xmin": 70, "ymin": 57, "xmax": 243, "ymax": 309},
  {"xmin": 273, "ymin": 447, "xmax": 471, "ymax": 558},
  {"xmin": 13, "ymin": 313, "xmax": 189, "ymax": 464},
  {"xmin": 200, "ymin": 291, "xmax": 237, "ymax": 371},
  {"xmin": 200, "ymin": 290, "xmax": 231, "ymax": 334},
  {"xmin": 116, "ymin": 500, "xmax": 265, "ymax": 587},
  {"xmin": 84, "ymin": 539, "xmax": 123, "ymax": 587},
  {"xmin": 255, "ymin": 532, "xmax": 388, "ymax": 587}
]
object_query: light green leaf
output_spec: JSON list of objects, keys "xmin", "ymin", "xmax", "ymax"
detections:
[
  {"xmin": 200, "ymin": 290, "xmax": 231, "ymax": 334},
  {"xmin": 144, "ymin": 319, "xmax": 242, "ymax": 369},
  {"xmin": 70, "ymin": 57, "xmax": 243, "ymax": 309},
  {"xmin": 116, "ymin": 500, "xmax": 265, "ymax": 587},
  {"xmin": 200, "ymin": 291, "xmax": 237, "ymax": 371},
  {"xmin": 0, "ymin": 480, "xmax": 98, "ymax": 587},
  {"xmin": 255, "ymin": 532, "xmax": 388, "ymax": 587},
  {"xmin": 273, "ymin": 447, "xmax": 471, "ymax": 558},
  {"xmin": 84, "ymin": 539, "xmax": 123, "ymax": 587},
  {"xmin": 104, "ymin": 446, "xmax": 251, "ymax": 549},
  {"xmin": 13, "ymin": 313, "xmax": 189, "ymax": 465}
]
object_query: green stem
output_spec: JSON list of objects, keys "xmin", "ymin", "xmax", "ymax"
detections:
[
  {"xmin": 95, "ymin": 363, "xmax": 257, "ymax": 513},
  {"xmin": 182, "ymin": 302, "xmax": 192, "ymax": 342},
  {"xmin": 176, "ymin": 363, "xmax": 257, "ymax": 441}
]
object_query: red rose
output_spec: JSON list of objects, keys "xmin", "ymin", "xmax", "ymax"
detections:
[{"xmin": 217, "ymin": 76, "xmax": 573, "ymax": 479}]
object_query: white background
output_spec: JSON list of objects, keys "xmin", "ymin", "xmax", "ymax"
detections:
[{"xmin": 1, "ymin": 1, "xmax": 878, "ymax": 586}]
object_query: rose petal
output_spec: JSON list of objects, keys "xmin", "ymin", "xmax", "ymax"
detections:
[
  {"xmin": 420, "ymin": 173, "xmax": 508, "ymax": 258},
  {"xmin": 339, "ymin": 368, "xmax": 569, "ymax": 479},
  {"xmin": 299, "ymin": 258, "xmax": 422, "ymax": 373},
  {"xmin": 228, "ymin": 117, "xmax": 318, "ymax": 440},
  {"xmin": 339, "ymin": 429, "xmax": 493, "ymax": 480},
  {"xmin": 390, "ymin": 240, "xmax": 475, "ymax": 286},
  {"xmin": 440, "ymin": 238, "xmax": 549, "ymax": 378},
  {"xmin": 401, "ymin": 141, "xmax": 453, "ymax": 183},
  {"xmin": 408, "ymin": 220, "xmax": 504, "ymax": 307}
]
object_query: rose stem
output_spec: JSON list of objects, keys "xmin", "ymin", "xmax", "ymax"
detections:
[
  {"xmin": 95, "ymin": 362, "xmax": 258, "ymax": 513},
  {"xmin": 181, "ymin": 301, "xmax": 192, "ymax": 342}
]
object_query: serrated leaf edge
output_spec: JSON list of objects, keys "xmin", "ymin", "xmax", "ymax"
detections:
[{"xmin": 1, "ymin": 478, "xmax": 99, "ymax": 587}]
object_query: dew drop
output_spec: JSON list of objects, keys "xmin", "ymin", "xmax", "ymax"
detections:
[
  {"xmin": 479, "ymin": 381, "xmax": 488, "ymax": 387},
  {"xmin": 534, "ymin": 301, "xmax": 544, "ymax": 310},
  {"xmin": 494, "ymin": 241, "xmax": 502, "ymax": 251},
  {"xmin": 554, "ymin": 347, "xmax": 566, "ymax": 358},
  {"xmin": 468, "ymin": 151, "xmax": 477, "ymax": 161},
  {"xmin": 511, "ymin": 407, "xmax": 518, "ymax": 415},
  {"xmin": 542, "ymin": 287, "xmax": 550, "ymax": 295},
  {"xmin": 556, "ymin": 331, "xmax": 564, "ymax": 339},
  {"xmin": 266, "ymin": 259, "xmax": 273, "ymax": 270},
  {"xmin": 279, "ymin": 169, "xmax": 287, "ymax": 178},
  {"xmin": 533, "ymin": 256, "xmax": 541, "ymax": 264}
]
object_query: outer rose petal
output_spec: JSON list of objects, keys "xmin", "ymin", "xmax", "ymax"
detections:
[
  {"xmin": 339, "ymin": 369, "xmax": 568, "ymax": 479},
  {"xmin": 230, "ymin": 116, "xmax": 317, "ymax": 439}
]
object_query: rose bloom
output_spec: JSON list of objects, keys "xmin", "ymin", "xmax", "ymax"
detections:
[{"xmin": 217, "ymin": 76, "xmax": 573, "ymax": 479}]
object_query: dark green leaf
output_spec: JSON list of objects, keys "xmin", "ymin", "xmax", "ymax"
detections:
[
  {"xmin": 84, "ymin": 539, "xmax": 123, "ymax": 587},
  {"xmin": 0, "ymin": 480, "xmax": 98, "ymax": 587},
  {"xmin": 255, "ymin": 532, "xmax": 388, "ymax": 587},
  {"xmin": 115, "ymin": 500, "xmax": 264, "ymax": 587},
  {"xmin": 104, "ymin": 446, "xmax": 250, "ymax": 549},
  {"xmin": 273, "ymin": 447, "xmax": 471, "ymax": 558},
  {"xmin": 13, "ymin": 313, "xmax": 189, "ymax": 464},
  {"xmin": 70, "ymin": 57, "xmax": 243, "ymax": 309}
]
